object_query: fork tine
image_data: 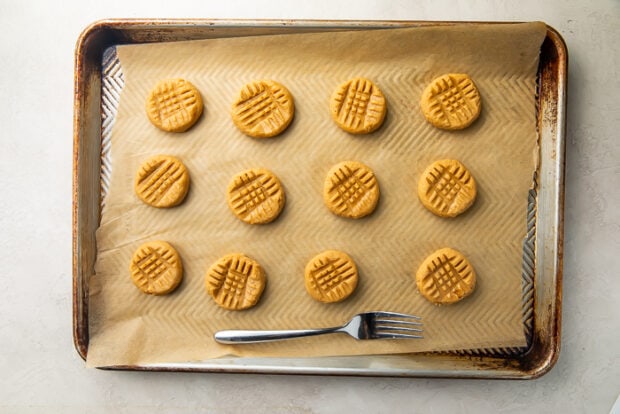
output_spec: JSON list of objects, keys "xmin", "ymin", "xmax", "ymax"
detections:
[
  {"xmin": 373, "ymin": 310, "xmax": 424, "ymax": 340},
  {"xmin": 374, "ymin": 332, "xmax": 424, "ymax": 339},
  {"xmin": 371, "ymin": 311, "xmax": 422, "ymax": 320},
  {"xmin": 374, "ymin": 318, "xmax": 423, "ymax": 327},
  {"xmin": 376, "ymin": 325, "xmax": 423, "ymax": 333}
]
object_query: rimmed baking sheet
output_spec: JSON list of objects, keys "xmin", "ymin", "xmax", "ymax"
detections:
[{"xmin": 73, "ymin": 20, "xmax": 566, "ymax": 378}]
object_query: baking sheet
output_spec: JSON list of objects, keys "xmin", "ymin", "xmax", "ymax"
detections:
[{"xmin": 86, "ymin": 23, "xmax": 546, "ymax": 367}]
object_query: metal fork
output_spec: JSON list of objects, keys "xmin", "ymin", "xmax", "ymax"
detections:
[{"xmin": 214, "ymin": 311, "xmax": 423, "ymax": 344}]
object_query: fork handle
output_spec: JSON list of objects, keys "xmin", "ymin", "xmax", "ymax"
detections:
[{"xmin": 214, "ymin": 326, "xmax": 341, "ymax": 344}]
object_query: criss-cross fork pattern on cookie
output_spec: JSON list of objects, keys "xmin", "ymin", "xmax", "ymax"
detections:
[
  {"xmin": 424, "ymin": 74, "xmax": 480, "ymax": 129},
  {"xmin": 136, "ymin": 157, "xmax": 187, "ymax": 207},
  {"xmin": 232, "ymin": 81, "xmax": 294, "ymax": 137},
  {"xmin": 331, "ymin": 78, "xmax": 386, "ymax": 133},
  {"xmin": 309, "ymin": 257, "xmax": 356, "ymax": 300},
  {"xmin": 417, "ymin": 248, "xmax": 476, "ymax": 304},
  {"xmin": 206, "ymin": 255, "xmax": 265, "ymax": 310},
  {"xmin": 147, "ymin": 79, "xmax": 202, "ymax": 132},
  {"xmin": 327, "ymin": 163, "xmax": 378, "ymax": 217},
  {"xmin": 419, "ymin": 159, "xmax": 475, "ymax": 217},
  {"xmin": 130, "ymin": 242, "xmax": 182, "ymax": 295},
  {"xmin": 425, "ymin": 163, "xmax": 470, "ymax": 212},
  {"xmin": 228, "ymin": 169, "xmax": 283, "ymax": 223}
]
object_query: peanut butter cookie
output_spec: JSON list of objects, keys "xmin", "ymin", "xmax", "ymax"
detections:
[
  {"xmin": 330, "ymin": 77, "xmax": 386, "ymax": 134},
  {"xmin": 418, "ymin": 159, "xmax": 476, "ymax": 218},
  {"xmin": 420, "ymin": 73, "xmax": 481, "ymax": 130},
  {"xmin": 146, "ymin": 78, "xmax": 203, "ymax": 132},
  {"xmin": 226, "ymin": 168, "xmax": 285, "ymax": 224},
  {"xmin": 135, "ymin": 155, "xmax": 190, "ymax": 208},
  {"xmin": 304, "ymin": 250, "xmax": 358, "ymax": 303},
  {"xmin": 129, "ymin": 241, "xmax": 183, "ymax": 295},
  {"xmin": 324, "ymin": 161, "xmax": 380, "ymax": 219},
  {"xmin": 205, "ymin": 253, "xmax": 266, "ymax": 310},
  {"xmin": 231, "ymin": 80, "xmax": 295, "ymax": 138},
  {"xmin": 415, "ymin": 247, "xmax": 476, "ymax": 304}
]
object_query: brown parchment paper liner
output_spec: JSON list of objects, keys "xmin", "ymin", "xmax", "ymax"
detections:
[{"xmin": 87, "ymin": 22, "xmax": 547, "ymax": 367}]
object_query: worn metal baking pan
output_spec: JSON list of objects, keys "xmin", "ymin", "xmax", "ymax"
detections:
[{"xmin": 73, "ymin": 19, "xmax": 566, "ymax": 378}]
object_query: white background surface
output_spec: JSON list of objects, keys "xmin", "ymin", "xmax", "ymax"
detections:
[{"xmin": 1, "ymin": 0, "xmax": 619, "ymax": 412}]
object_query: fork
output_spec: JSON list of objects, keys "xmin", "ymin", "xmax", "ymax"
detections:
[{"xmin": 214, "ymin": 311, "xmax": 423, "ymax": 344}]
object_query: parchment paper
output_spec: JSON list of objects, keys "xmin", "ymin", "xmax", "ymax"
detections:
[{"xmin": 87, "ymin": 22, "xmax": 547, "ymax": 367}]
